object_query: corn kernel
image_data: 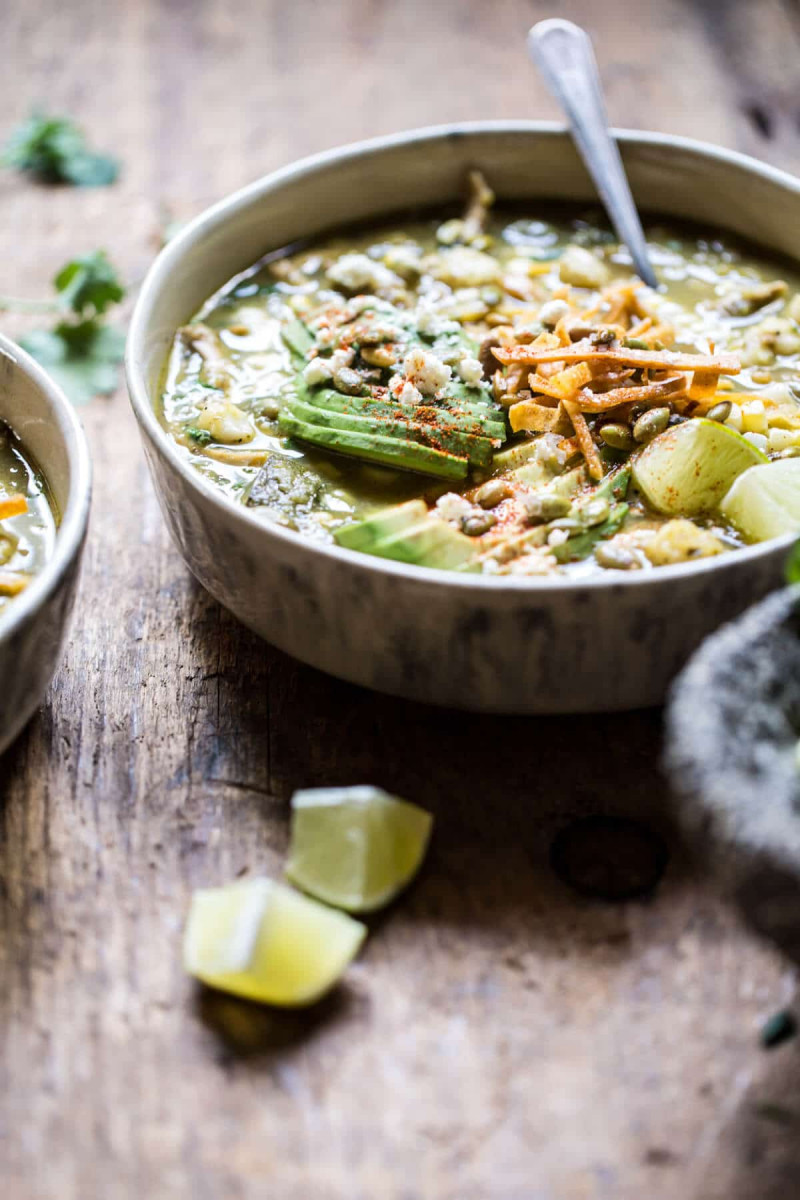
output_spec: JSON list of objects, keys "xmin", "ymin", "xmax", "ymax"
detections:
[
  {"xmin": 741, "ymin": 399, "xmax": 768, "ymax": 434},
  {"xmin": 768, "ymin": 428, "xmax": 800, "ymax": 453}
]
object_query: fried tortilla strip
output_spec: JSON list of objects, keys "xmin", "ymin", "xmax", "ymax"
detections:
[
  {"xmin": 573, "ymin": 374, "xmax": 687, "ymax": 412},
  {"xmin": 495, "ymin": 341, "xmax": 741, "ymax": 374},
  {"xmin": 509, "ymin": 399, "xmax": 573, "ymax": 434},
  {"xmin": 563, "ymin": 399, "xmax": 604, "ymax": 480},
  {"xmin": 0, "ymin": 494, "xmax": 28, "ymax": 520},
  {"xmin": 528, "ymin": 362, "xmax": 594, "ymax": 401}
]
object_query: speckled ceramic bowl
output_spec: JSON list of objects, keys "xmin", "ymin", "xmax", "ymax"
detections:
[
  {"xmin": 0, "ymin": 334, "xmax": 91, "ymax": 754},
  {"xmin": 126, "ymin": 123, "xmax": 799, "ymax": 713}
]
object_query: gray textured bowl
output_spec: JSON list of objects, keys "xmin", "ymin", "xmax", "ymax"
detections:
[
  {"xmin": 0, "ymin": 334, "xmax": 91, "ymax": 755},
  {"xmin": 127, "ymin": 122, "xmax": 799, "ymax": 713},
  {"xmin": 665, "ymin": 587, "xmax": 800, "ymax": 962}
]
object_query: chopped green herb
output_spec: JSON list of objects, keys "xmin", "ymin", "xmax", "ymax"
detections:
[
  {"xmin": 186, "ymin": 426, "xmax": 213, "ymax": 447},
  {"xmin": 760, "ymin": 1008, "xmax": 797, "ymax": 1049},
  {"xmin": 2, "ymin": 111, "xmax": 119, "ymax": 187},
  {"xmin": 14, "ymin": 251, "xmax": 127, "ymax": 405},
  {"xmin": 54, "ymin": 252, "xmax": 124, "ymax": 319}
]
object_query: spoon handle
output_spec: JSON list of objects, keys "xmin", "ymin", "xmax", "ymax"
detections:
[{"xmin": 527, "ymin": 19, "xmax": 657, "ymax": 289}]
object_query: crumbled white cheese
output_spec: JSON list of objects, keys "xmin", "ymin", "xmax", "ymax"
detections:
[
  {"xmin": 435, "ymin": 493, "xmax": 474, "ymax": 522},
  {"xmin": 457, "ymin": 356, "xmax": 484, "ymax": 386},
  {"xmin": 382, "ymin": 244, "xmax": 423, "ymax": 279},
  {"xmin": 535, "ymin": 432, "xmax": 568, "ymax": 468},
  {"xmin": 330, "ymin": 347, "xmax": 355, "ymax": 371},
  {"xmin": 327, "ymin": 253, "xmax": 400, "ymax": 293},
  {"xmin": 302, "ymin": 356, "xmax": 333, "ymax": 386},
  {"xmin": 558, "ymin": 245, "xmax": 610, "ymax": 289},
  {"xmin": 416, "ymin": 303, "xmax": 460, "ymax": 337},
  {"xmin": 547, "ymin": 529, "xmax": 570, "ymax": 548},
  {"xmin": 398, "ymin": 380, "xmax": 424, "ymax": 406},
  {"xmin": 400, "ymin": 346, "xmax": 452, "ymax": 396},
  {"xmin": 538, "ymin": 299, "xmax": 571, "ymax": 329},
  {"xmin": 743, "ymin": 431, "xmax": 769, "ymax": 452}
]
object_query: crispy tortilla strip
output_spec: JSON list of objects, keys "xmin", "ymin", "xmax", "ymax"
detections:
[
  {"xmin": 528, "ymin": 362, "xmax": 594, "ymax": 401},
  {"xmin": 509, "ymin": 399, "xmax": 573, "ymax": 434},
  {"xmin": 0, "ymin": 570, "xmax": 30, "ymax": 596},
  {"xmin": 687, "ymin": 369, "xmax": 721, "ymax": 402},
  {"xmin": 495, "ymin": 341, "xmax": 741, "ymax": 374},
  {"xmin": 573, "ymin": 374, "xmax": 687, "ymax": 412},
  {"xmin": 0, "ymin": 494, "xmax": 28, "ymax": 520},
  {"xmin": 563, "ymin": 399, "xmax": 604, "ymax": 480}
]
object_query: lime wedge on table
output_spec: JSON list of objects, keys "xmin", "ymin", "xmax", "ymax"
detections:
[
  {"xmin": 286, "ymin": 786, "xmax": 433, "ymax": 913},
  {"xmin": 632, "ymin": 418, "xmax": 768, "ymax": 515},
  {"xmin": 720, "ymin": 458, "xmax": 800, "ymax": 542},
  {"xmin": 183, "ymin": 877, "xmax": 366, "ymax": 1006}
]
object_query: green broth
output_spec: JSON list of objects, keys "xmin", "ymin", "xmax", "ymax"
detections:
[{"xmin": 159, "ymin": 203, "xmax": 800, "ymax": 576}]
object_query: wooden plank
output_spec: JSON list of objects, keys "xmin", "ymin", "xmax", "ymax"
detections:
[{"xmin": 1, "ymin": 2, "xmax": 800, "ymax": 1198}]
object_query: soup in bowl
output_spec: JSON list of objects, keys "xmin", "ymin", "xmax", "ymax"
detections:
[
  {"xmin": 0, "ymin": 334, "xmax": 91, "ymax": 754},
  {"xmin": 127, "ymin": 124, "xmax": 800, "ymax": 712}
]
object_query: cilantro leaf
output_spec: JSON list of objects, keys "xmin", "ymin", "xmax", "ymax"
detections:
[
  {"xmin": 20, "ymin": 321, "xmax": 125, "ymax": 407},
  {"xmin": 786, "ymin": 540, "xmax": 800, "ymax": 585},
  {"xmin": 186, "ymin": 426, "xmax": 213, "ymax": 446},
  {"xmin": 2, "ymin": 112, "xmax": 119, "ymax": 187},
  {"xmin": 54, "ymin": 251, "xmax": 125, "ymax": 318}
]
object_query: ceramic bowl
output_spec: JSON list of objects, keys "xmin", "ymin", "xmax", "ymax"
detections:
[
  {"xmin": 0, "ymin": 334, "xmax": 91, "ymax": 755},
  {"xmin": 126, "ymin": 122, "xmax": 800, "ymax": 713},
  {"xmin": 665, "ymin": 587, "xmax": 800, "ymax": 962}
]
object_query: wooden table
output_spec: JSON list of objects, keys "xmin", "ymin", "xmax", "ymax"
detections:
[{"xmin": 2, "ymin": 2, "xmax": 800, "ymax": 1197}]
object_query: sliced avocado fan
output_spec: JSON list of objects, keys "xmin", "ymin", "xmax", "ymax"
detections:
[{"xmin": 277, "ymin": 307, "xmax": 507, "ymax": 481}]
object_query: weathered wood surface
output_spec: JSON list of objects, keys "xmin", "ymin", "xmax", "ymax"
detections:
[{"xmin": 2, "ymin": 2, "xmax": 800, "ymax": 1197}]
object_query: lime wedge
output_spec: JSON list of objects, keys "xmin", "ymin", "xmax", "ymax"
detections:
[
  {"xmin": 632, "ymin": 418, "xmax": 768, "ymax": 515},
  {"xmin": 183, "ymin": 877, "xmax": 366, "ymax": 1006},
  {"xmin": 720, "ymin": 458, "xmax": 800, "ymax": 542},
  {"xmin": 286, "ymin": 786, "xmax": 433, "ymax": 913}
]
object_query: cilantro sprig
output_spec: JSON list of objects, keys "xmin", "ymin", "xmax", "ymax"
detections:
[
  {"xmin": 2, "ymin": 112, "xmax": 119, "ymax": 187},
  {"xmin": 15, "ymin": 251, "xmax": 127, "ymax": 406}
]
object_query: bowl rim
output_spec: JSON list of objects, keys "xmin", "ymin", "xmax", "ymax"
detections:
[
  {"xmin": 0, "ymin": 332, "xmax": 92, "ymax": 639},
  {"xmin": 126, "ymin": 120, "xmax": 799, "ymax": 593}
]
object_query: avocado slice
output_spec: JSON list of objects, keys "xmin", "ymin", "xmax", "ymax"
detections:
[
  {"xmin": 369, "ymin": 519, "xmax": 478, "ymax": 569},
  {"xmin": 281, "ymin": 319, "xmax": 315, "ymax": 362},
  {"xmin": 278, "ymin": 413, "xmax": 469, "ymax": 481},
  {"xmin": 334, "ymin": 500, "xmax": 429, "ymax": 552},
  {"xmin": 298, "ymin": 385, "xmax": 506, "ymax": 441},
  {"xmin": 287, "ymin": 396, "xmax": 495, "ymax": 468}
]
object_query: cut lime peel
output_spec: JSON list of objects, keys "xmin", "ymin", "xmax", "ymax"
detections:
[
  {"xmin": 632, "ymin": 418, "xmax": 768, "ymax": 516},
  {"xmin": 286, "ymin": 785, "xmax": 433, "ymax": 914},
  {"xmin": 183, "ymin": 877, "xmax": 366, "ymax": 1007},
  {"xmin": 720, "ymin": 458, "xmax": 800, "ymax": 543}
]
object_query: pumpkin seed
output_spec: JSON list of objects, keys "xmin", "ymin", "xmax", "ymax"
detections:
[
  {"xmin": 475, "ymin": 479, "xmax": 512, "ymax": 509},
  {"xmin": 706, "ymin": 400, "xmax": 733, "ymax": 424},
  {"xmin": 462, "ymin": 511, "xmax": 497, "ymax": 536},
  {"xmin": 523, "ymin": 493, "xmax": 571, "ymax": 524},
  {"xmin": 633, "ymin": 406, "xmax": 671, "ymax": 443},
  {"xmin": 599, "ymin": 423, "xmax": 635, "ymax": 451}
]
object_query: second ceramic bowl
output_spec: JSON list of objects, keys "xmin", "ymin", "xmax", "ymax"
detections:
[
  {"xmin": 127, "ymin": 123, "xmax": 798, "ymax": 713},
  {"xmin": 0, "ymin": 334, "xmax": 91, "ymax": 755}
]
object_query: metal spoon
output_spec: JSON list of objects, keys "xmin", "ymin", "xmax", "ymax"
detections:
[{"xmin": 527, "ymin": 18, "xmax": 658, "ymax": 288}]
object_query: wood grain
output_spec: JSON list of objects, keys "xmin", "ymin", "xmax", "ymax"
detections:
[{"xmin": 2, "ymin": 2, "xmax": 800, "ymax": 1198}]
